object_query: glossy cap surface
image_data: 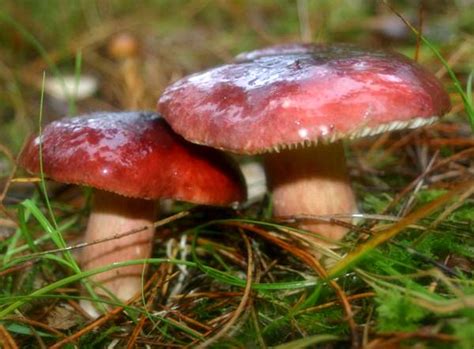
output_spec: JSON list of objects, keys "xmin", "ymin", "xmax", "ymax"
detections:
[
  {"xmin": 20, "ymin": 112, "xmax": 245, "ymax": 205},
  {"xmin": 158, "ymin": 43, "xmax": 451, "ymax": 154}
]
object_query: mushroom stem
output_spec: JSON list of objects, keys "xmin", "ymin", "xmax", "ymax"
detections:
[
  {"xmin": 264, "ymin": 141, "xmax": 357, "ymax": 247},
  {"xmin": 81, "ymin": 190, "xmax": 156, "ymax": 302}
]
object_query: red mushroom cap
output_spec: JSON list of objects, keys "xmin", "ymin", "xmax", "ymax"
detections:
[
  {"xmin": 19, "ymin": 112, "xmax": 245, "ymax": 205},
  {"xmin": 158, "ymin": 43, "xmax": 451, "ymax": 154}
]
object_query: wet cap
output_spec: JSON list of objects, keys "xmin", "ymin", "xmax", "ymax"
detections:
[
  {"xmin": 158, "ymin": 43, "xmax": 451, "ymax": 154},
  {"xmin": 20, "ymin": 112, "xmax": 245, "ymax": 205}
]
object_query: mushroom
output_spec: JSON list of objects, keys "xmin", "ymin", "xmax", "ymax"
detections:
[
  {"xmin": 107, "ymin": 32, "xmax": 144, "ymax": 109},
  {"xmin": 19, "ymin": 111, "xmax": 245, "ymax": 312},
  {"xmin": 158, "ymin": 43, "xmax": 450, "ymax": 252}
]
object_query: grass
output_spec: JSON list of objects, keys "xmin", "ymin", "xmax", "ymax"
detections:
[{"xmin": 0, "ymin": 0, "xmax": 473, "ymax": 348}]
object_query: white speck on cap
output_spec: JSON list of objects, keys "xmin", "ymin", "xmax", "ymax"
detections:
[{"xmin": 298, "ymin": 128, "xmax": 309, "ymax": 138}]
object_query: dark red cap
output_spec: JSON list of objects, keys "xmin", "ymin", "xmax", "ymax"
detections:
[
  {"xmin": 158, "ymin": 43, "xmax": 451, "ymax": 154},
  {"xmin": 19, "ymin": 112, "xmax": 245, "ymax": 205}
]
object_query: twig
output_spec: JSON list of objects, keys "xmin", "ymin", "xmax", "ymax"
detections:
[
  {"xmin": 171, "ymin": 292, "xmax": 242, "ymax": 300},
  {"xmin": 159, "ymin": 305, "xmax": 212, "ymax": 332},
  {"xmin": 250, "ymin": 305, "xmax": 267, "ymax": 349},
  {"xmin": 26, "ymin": 211, "xmax": 189, "ymax": 258},
  {"xmin": 295, "ymin": 292, "xmax": 376, "ymax": 315},
  {"xmin": 0, "ymin": 324, "xmax": 19, "ymax": 349},
  {"xmin": 0, "ymin": 260, "xmax": 35, "ymax": 277},
  {"xmin": 398, "ymin": 150, "xmax": 438, "ymax": 216}
]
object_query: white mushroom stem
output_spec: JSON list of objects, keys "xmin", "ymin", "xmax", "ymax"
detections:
[
  {"xmin": 264, "ymin": 141, "xmax": 357, "ymax": 248},
  {"xmin": 80, "ymin": 190, "xmax": 156, "ymax": 305}
]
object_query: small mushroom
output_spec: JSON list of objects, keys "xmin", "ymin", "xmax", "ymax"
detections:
[
  {"xmin": 19, "ymin": 111, "xmax": 245, "ymax": 313},
  {"xmin": 158, "ymin": 43, "xmax": 450, "ymax": 253},
  {"xmin": 107, "ymin": 32, "xmax": 144, "ymax": 109}
]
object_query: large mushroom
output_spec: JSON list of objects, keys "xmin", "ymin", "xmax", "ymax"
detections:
[
  {"xmin": 158, "ymin": 43, "xmax": 450, "ymax": 251},
  {"xmin": 19, "ymin": 111, "xmax": 245, "ymax": 311}
]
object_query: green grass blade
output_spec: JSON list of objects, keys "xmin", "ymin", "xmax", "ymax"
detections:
[
  {"xmin": 3, "ymin": 323, "xmax": 54, "ymax": 338},
  {"xmin": 21, "ymin": 199, "xmax": 63, "ymax": 248},
  {"xmin": 467, "ymin": 70, "xmax": 473, "ymax": 107},
  {"xmin": 37, "ymin": 72, "xmax": 58, "ymax": 230},
  {"xmin": 17, "ymin": 205, "xmax": 37, "ymax": 252},
  {"xmin": 419, "ymin": 36, "xmax": 474, "ymax": 132}
]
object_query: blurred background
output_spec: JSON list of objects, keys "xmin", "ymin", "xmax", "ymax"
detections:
[{"xmin": 0, "ymin": 0, "xmax": 473, "ymax": 155}]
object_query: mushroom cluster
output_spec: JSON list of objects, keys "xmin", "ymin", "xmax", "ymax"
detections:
[
  {"xmin": 158, "ymin": 43, "xmax": 450, "ymax": 250},
  {"xmin": 19, "ymin": 111, "xmax": 245, "ymax": 314},
  {"xmin": 19, "ymin": 43, "xmax": 450, "ymax": 315}
]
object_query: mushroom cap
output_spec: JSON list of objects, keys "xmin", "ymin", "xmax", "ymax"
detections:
[
  {"xmin": 158, "ymin": 43, "xmax": 451, "ymax": 154},
  {"xmin": 107, "ymin": 32, "xmax": 139, "ymax": 59},
  {"xmin": 19, "ymin": 112, "xmax": 245, "ymax": 205}
]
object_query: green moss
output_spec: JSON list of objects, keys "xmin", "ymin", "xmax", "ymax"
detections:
[{"xmin": 375, "ymin": 291, "xmax": 429, "ymax": 332}]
